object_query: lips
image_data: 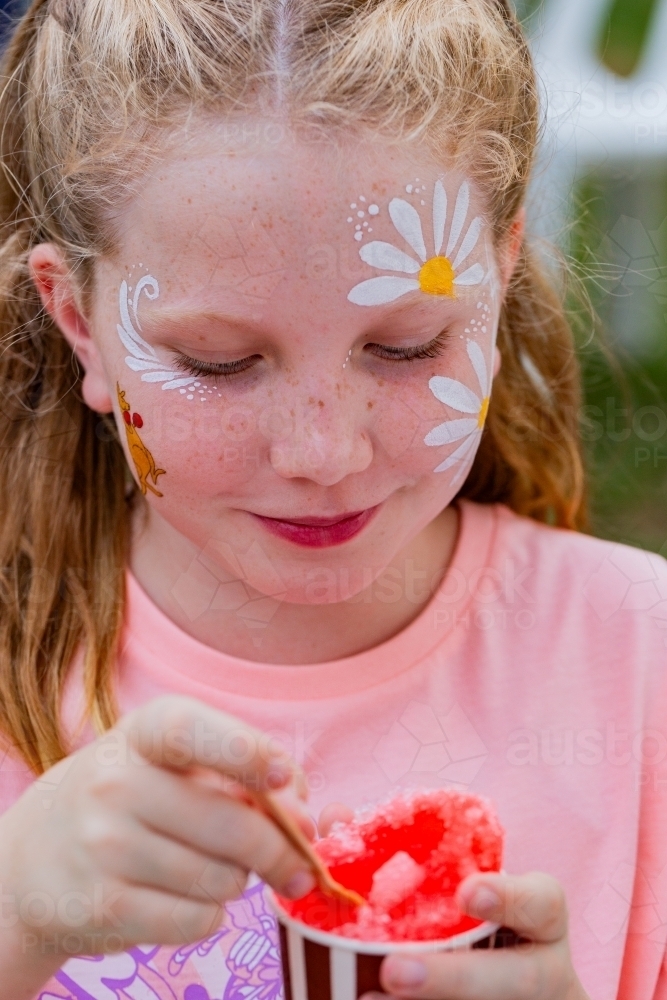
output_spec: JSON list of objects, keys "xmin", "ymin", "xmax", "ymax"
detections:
[{"xmin": 252, "ymin": 506, "xmax": 380, "ymax": 548}]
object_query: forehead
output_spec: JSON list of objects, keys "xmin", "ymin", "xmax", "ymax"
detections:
[{"xmin": 110, "ymin": 129, "xmax": 491, "ymax": 321}]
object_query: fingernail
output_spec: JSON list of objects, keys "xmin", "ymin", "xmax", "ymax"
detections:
[
  {"xmin": 468, "ymin": 886, "xmax": 501, "ymax": 919},
  {"xmin": 283, "ymin": 870, "xmax": 316, "ymax": 899},
  {"xmin": 385, "ymin": 957, "xmax": 427, "ymax": 990},
  {"xmin": 358, "ymin": 994, "xmax": 387, "ymax": 1000},
  {"xmin": 266, "ymin": 765, "xmax": 291, "ymax": 789}
]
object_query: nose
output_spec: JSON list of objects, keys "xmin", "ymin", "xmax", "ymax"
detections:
[{"xmin": 269, "ymin": 396, "xmax": 374, "ymax": 486}]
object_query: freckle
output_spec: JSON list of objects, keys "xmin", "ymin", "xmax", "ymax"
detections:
[
  {"xmin": 318, "ymin": 400, "xmax": 324, "ymax": 408},
  {"xmin": 367, "ymin": 400, "xmax": 374, "ymax": 410}
]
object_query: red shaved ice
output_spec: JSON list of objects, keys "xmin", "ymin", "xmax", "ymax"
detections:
[{"xmin": 278, "ymin": 788, "xmax": 504, "ymax": 942}]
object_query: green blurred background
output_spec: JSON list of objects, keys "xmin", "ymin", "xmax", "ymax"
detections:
[{"xmin": 517, "ymin": 0, "xmax": 667, "ymax": 554}]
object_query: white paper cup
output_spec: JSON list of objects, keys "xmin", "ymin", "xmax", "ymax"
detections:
[{"xmin": 269, "ymin": 890, "xmax": 500, "ymax": 1000}]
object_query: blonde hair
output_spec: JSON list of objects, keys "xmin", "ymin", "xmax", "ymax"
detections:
[{"xmin": 0, "ymin": 0, "xmax": 586, "ymax": 773}]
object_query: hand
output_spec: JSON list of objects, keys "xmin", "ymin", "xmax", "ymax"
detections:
[
  {"xmin": 0, "ymin": 695, "xmax": 316, "ymax": 973},
  {"xmin": 361, "ymin": 871, "xmax": 590, "ymax": 1000}
]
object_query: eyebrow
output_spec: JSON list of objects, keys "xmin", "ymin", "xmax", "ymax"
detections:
[
  {"xmin": 139, "ymin": 308, "xmax": 262, "ymax": 338},
  {"xmin": 140, "ymin": 297, "xmax": 462, "ymax": 340}
]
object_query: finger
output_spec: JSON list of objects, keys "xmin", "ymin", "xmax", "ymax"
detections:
[
  {"xmin": 129, "ymin": 766, "xmax": 316, "ymax": 897},
  {"xmin": 379, "ymin": 940, "xmax": 571, "ymax": 1000},
  {"xmin": 95, "ymin": 819, "xmax": 248, "ymax": 903},
  {"xmin": 456, "ymin": 872, "xmax": 568, "ymax": 943},
  {"xmin": 103, "ymin": 882, "xmax": 226, "ymax": 948},
  {"xmin": 318, "ymin": 802, "xmax": 354, "ymax": 837},
  {"xmin": 116, "ymin": 694, "xmax": 303, "ymax": 792},
  {"xmin": 273, "ymin": 788, "xmax": 317, "ymax": 840}
]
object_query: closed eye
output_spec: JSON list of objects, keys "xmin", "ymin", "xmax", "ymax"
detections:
[
  {"xmin": 171, "ymin": 353, "xmax": 262, "ymax": 380},
  {"xmin": 365, "ymin": 328, "xmax": 451, "ymax": 361}
]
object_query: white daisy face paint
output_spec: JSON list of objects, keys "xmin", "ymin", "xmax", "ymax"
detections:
[
  {"xmin": 421, "ymin": 228, "xmax": 500, "ymax": 478},
  {"xmin": 424, "ymin": 338, "xmax": 492, "ymax": 482},
  {"xmin": 348, "ymin": 179, "xmax": 487, "ymax": 306}
]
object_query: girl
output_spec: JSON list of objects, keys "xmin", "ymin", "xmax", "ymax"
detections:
[{"xmin": 0, "ymin": 0, "xmax": 664, "ymax": 998}]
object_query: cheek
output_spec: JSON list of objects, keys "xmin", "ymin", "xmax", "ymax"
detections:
[
  {"xmin": 114, "ymin": 387, "xmax": 271, "ymax": 494},
  {"xmin": 374, "ymin": 316, "xmax": 499, "ymax": 481}
]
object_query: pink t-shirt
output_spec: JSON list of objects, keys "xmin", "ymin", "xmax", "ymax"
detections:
[{"xmin": 3, "ymin": 500, "xmax": 667, "ymax": 1000}]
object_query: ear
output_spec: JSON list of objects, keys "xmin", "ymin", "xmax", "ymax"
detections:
[
  {"xmin": 29, "ymin": 243, "xmax": 113, "ymax": 413},
  {"xmin": 499, "ymin": 207, "xmax": 526, "ymax": 294}
]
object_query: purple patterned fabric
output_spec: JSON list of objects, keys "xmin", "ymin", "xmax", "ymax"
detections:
[{"xmin": 37, "ymin": 883, "xmax": 283, "ymax": 1000}]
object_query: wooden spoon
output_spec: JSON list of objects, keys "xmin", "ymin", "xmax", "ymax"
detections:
[{"xmin": 252, "ymin": 789, "xmax": 365, "ymax": 908}]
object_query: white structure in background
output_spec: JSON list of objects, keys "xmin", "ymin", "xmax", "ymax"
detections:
[
  {"xmin": 531, "ymin": 0, "xmax": 667, "ymax": 351},
  {"xmin": 534, "ymin": 0, "xmax": 667, "ymax": 159},
  {"xmin": 529, "ymin": 0, "xmax": 667, "ymax": 241}
]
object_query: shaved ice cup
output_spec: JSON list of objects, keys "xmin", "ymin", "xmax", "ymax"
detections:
[
  {"xmin": 268, "ymin": 788, "xmax": 512, "ymax": 999},
  {"xmin": 269, "ymin": 890, "xmax": 500, "ymax": 1000}
]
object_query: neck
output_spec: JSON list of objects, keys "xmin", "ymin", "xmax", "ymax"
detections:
[{"xmin": 129, "ymin": 506, "xmax": 459, "ymax": 664}]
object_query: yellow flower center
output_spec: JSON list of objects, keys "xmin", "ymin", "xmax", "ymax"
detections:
[
  {"xmin": 418, "ymin": 256, "xmax": 455, "ymax": 297},
  {"xmin": 478, "ymin": 396, "xmax": 490, "ymax": 429}
]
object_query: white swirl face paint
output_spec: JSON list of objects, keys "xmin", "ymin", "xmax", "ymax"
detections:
[
  {"xmin": 347, "ymin": 179, "xmax": 488, "ymax": 307},
  {"xmin": 117, "ymin": 274, "xmax": 193, "ymax": 391},
  {"xmin": 117, "ymin": 271, "xmax": 225, "ymax": 402}
]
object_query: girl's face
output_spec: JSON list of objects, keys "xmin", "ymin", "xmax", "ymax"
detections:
[{"xmin": 71, "ymin": 131, "xmax": 514, "ymax": 604}]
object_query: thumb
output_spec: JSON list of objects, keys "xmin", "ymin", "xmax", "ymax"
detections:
[{"xmin": 456, "ymin": 871, "xmax": 569, "ymax": 944}]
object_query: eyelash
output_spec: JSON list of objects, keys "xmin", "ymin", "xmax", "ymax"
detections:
[
  {"xmin": 365, "ymin": 329, "xmax": 450, "ymax": 362},
  {"xmin": 172, "ymin": 355, "xmax": 261, "ymax": 380},
  {"xmin": 172, "ymin": 330, "xmax": 450, "ymax": 381}
]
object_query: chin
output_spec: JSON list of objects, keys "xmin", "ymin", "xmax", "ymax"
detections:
[{"xmin": 245, "ymin": 562, "xmax": 386, "ymax": 607}]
